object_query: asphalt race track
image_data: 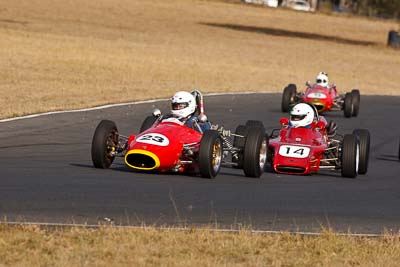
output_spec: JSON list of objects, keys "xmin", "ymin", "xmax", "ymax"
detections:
[{"xmin": 0, "ymin": 93, "xmax": 399, "ymax": 234}]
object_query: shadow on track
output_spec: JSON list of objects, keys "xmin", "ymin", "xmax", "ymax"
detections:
[
  {"xmin": 376, "ymin": 154, "xmax": 399, "ymax": 162},
  {"xmin": 200, "ymin": 22, "xmax": 377, "ymax": 47}
]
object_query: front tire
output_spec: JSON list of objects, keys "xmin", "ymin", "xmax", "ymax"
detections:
[
  {"xmin": 281, "ymin": 84, "xmax": 297, "ymax": 113},
  {"xmin": 139, "ymin": 115, "xmax": 158, "ymax": 133},
  {"xmin": 343, "ymin": 93, "xmax": 353, "ymax": 118},
  {"xmin": 341, "ymin": 134, "xmax": 358, "ymax": 178},
  {"xmin": 243, "ymin": 127, "xmax": 268, "ymax": 178},
  {"xmin": 351, "ymin": 89, "xmax": 360, "ymax": 117},
  {"xmin": 91, "ymin": 120, "xmax": 119, "ymax": 169},
  {"xmin": 353, "ymin": 129, "xmax": 370, "ymax": 174},
  {"xmin": 199, "ymin": 130, "xmax": 223, "ymax": 178}
]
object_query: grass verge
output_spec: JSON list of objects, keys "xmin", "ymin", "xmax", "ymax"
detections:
[{"xmin": 1, "ymin": 224, "xmax": 400, "ymax": 266}]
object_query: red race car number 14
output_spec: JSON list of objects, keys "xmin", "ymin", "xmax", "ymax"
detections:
[
  {"xmin": 136, "ymin": 133, "xmax": 170, "ymax": 146},
  {"xmin": 278, "ymin": 145, "xmax": 310, "ymax": 158}
]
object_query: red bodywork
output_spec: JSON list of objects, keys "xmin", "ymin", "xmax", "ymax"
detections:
[
  {"xmin": 124, "ymin": 121, "xmax": 202, "ymax": 173},
  {"xmin": 268, "ymin": 117, "xmax": 329, "ymax": 175},
  {"xmin": 301, "ymin": 85, "xmax": 338, "ymax": 113}
]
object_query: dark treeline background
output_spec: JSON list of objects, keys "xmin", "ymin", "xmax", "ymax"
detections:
[{"xmin": 354, "ymin": 0, "xmax": 400, "ymax": 19}]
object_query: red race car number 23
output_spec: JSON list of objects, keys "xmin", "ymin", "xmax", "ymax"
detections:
[
  {"xmin": 136, "ymin": 133, "xmax": 170, "ymax": 146},
  {"xmin": 278, "ymin": 145, "xmax": 310, "ymax": 158}
]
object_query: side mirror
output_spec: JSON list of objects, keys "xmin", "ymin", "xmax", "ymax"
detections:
[
  {"xmin": 305, "ymin": 81, "xmax": 311, "ymax": 87},
  {"xmin": 316, "ymin": 121, "xmax": 325, "ymax": 129},
  {"xmin": 280, "ymin": 117, "xmax": 289, "ymax": 126},
  {"xmin": 152, "ymin": 108, "xmax": 161, "ymax": 117},
  {"xmin": 198, "ymin": 114, "xmax": 208, "ymax": 123},
  {"xmin": 311, "ymin": 121, "xmax": 325, "ymax": 130}
]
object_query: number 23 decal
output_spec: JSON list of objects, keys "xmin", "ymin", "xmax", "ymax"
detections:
[
  {"xmin": 278, "ymin": 145, "xmax": 310, "ymax": 158},
  {"xmin": 137, "ymin": 133, "xmax": 169, "ymax": 146}
]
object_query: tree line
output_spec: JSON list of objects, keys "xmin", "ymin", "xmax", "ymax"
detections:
[{"xmin": 348, "ymin": 0, "xmax": 400, "ymax": 19}]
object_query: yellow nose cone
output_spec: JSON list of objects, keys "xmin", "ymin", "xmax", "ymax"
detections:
[{"xmin": 124, "ymin": 149, "xmax": 160, "ymax": 170}]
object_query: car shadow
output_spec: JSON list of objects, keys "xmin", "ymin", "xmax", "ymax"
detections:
[
  {"xmin": 70, "ymin": 163, "xmax": 132, "ymax": 173},
  {"xmin": 376, "ymin": 154, "xmax": 399, "ymax": 162},
  {"xmin": 200, "ymin": 22, "xmax": 377, "ymax": 47},
  {"xmin": 70, "ymin": 163, "xmax": 251, "ymax": 180}
]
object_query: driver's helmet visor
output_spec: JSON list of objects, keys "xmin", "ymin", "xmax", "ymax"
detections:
[
  {"xmin": 316, "ymin": 79, "xmax": 327, "ymax": 84},
  {"xmin": 291, "ymin": 114, "xmax": 307, "ymax": 121},
  {"xmin": 172, "ymin": 102, "xmax": 189, "ymax": 110}
]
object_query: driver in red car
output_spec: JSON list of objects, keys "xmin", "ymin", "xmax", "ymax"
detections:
[
  {"xmin": 289, "ymin": 103, "xmax": 337, "ymax": 136},
  {"xmin": 163, "ymin": 91, "xmax": 211, "ymax": 133},
  {"xmin": 289, "ymin": 103, "xmax": 315, "ymax": 129},
  {"xmin": 314, "ymin": 71, "xmax": 337, "ymax": 96}
]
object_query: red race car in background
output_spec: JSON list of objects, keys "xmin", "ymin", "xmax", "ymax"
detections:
[
  {"xmin": 268, "ymin": 106, "xmax": 370, "ymax": 178},
  {"xmin": 281, "ymin": 82, "xmax": 360, "ymax": 118},
  {"xmin": 91, "ymin": 91, "xmax": 267, "ymax": 179}
]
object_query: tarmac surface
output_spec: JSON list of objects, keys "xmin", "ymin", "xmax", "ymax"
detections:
[{"xmin": 0, "ymin": 93, "xmax": 399, "ymax": 234}]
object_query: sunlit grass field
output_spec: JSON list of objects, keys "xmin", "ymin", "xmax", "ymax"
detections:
[
  {"xmin": 1, "ymin": 224, "xmax": 400, "ymax": 266},
  {"xmin": 0, "ymin": 0, "xmax": 399, "ymax": 119}
]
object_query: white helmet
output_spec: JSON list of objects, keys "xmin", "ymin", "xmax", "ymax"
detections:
[
  {"xmin": 170, "ymin": 91, "xmax": 196, "ymax": 119},
  {"xmin": 316, "ymin": 72, "xmax": 329, "ymax": 87},
  {"xmin": 290, "ymin": 103, "xmax": 315, "ymax": 128}
]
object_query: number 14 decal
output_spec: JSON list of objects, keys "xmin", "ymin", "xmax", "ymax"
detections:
[
  {"xmin": 279, "ymin": 145, "xmax": 310, "ymax": 158},
  {"xmin": 286, "ymin": 147, "xmax": 305, "ymax": 155}
]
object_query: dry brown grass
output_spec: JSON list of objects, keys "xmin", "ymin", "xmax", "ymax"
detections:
[
  {"xmin": 0, "ymin": 0, "xmax": 399, "ymax": 118},
  {"xmin": 1, "ymin": 224, "xmax": 400, "ymax": 266}
]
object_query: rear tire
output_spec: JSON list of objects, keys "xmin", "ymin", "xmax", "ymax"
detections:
[
  {"xmin": 281, "ymin": 84, "xmax": 297, "ymax": 112},
  {"xmin": 91, "ymin": 120, "xmax": 119, "ymax": 169},
  {"xmin": 199, "ymin": 130, "xmax": 223, "ymax": 178},
  {"xmin": 243, "ymin": 127, "xmax": 268, "ymax": 178},
  {"xmin": 245, "ymin": 120, "xmax": 265, "ymax": 129},
  {"xmin": 351, "ymin": 89, "xmax": 360, "ymax": 117},
  {"xmin": 140, "ymin": 115, "xmax": 158, "ymax": 133},
  {"xmin": 343, "ymin": 93, "xmax": 353, "ymax": 118},
  {"xmin": 353, "ymin": 129, "xmax": 370, "ymax": 174},
  {"xmin": 398, "ymin": 138, "xmax": 400, "ymax": 161},
  {"xmin": 341, "ymin": 134, "xmax": 358, "ymax": 178}
]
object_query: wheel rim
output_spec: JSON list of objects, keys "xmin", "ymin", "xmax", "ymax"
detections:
[
  {"xmin": 106, "ymin": 131, "xmax": 118, "ymax": 159},
  {"xmin": 355, "ymin": 143, "xmax": 359, "ymax": 174},
  {"xmin": 212, "ymin": 141, "xmax": 222, "ymax": 173},
  {"xmin": 259, "ymin": 138, "xmax": 267, "ymax": 170}
]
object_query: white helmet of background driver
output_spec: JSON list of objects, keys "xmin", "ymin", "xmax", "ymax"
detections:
[
  {"xmin": 316, "ymin": 72, "xmax": 329, "ymax": 87},
  {"xmin": 170, "ymin": 91, "xmax": 196, "ymax": 119},
  {"xmin": 290, "ymin": 103, "xmax": 315, "ymax": 128}
]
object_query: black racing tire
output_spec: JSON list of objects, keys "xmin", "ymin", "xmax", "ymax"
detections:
[
  {"xmin": 199, "ymin": 130, "xmax": 223, "ymax": 179},
  {"xmin": 243, "ymin": 127, "xmax": 268, "ymax": 178},
  {"xmin": 245, "ymin": 120, "xmax": 265, "ymax": 129},
  {"xmin": 91, "ymin": 120, "xmax": 119, "ymax": 169},
  {"xmin": 343, "ymin": 92, "xmax": 353, "ymax": 118},
  {"xmin": 398, "ymin": 138, "xmax": 400, "ymax": 161},
  {"xmin": 341, "ymin": 134, "xmax": 358, "ymax": 178},
  {"xmin": 139, "ymin": 115, "xmax": 158, "ymax": 133},
  {"xmin": 281, "ymin": 84, "xmax": 297, "ymax": 113},
  {"xmin": 232, "ymin": 125, "xmax": 248, "ymax": 169},
  {"xmin": 388, "ymin": 30, "xmax": 400, "ymax": 48},
  {"xmin": 352, "ymin": 129, "xmax": 370, "ymax": 175},
  {"xmin": 351, "ymin": 89, "xmax": 360, "ymax": 117}
]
